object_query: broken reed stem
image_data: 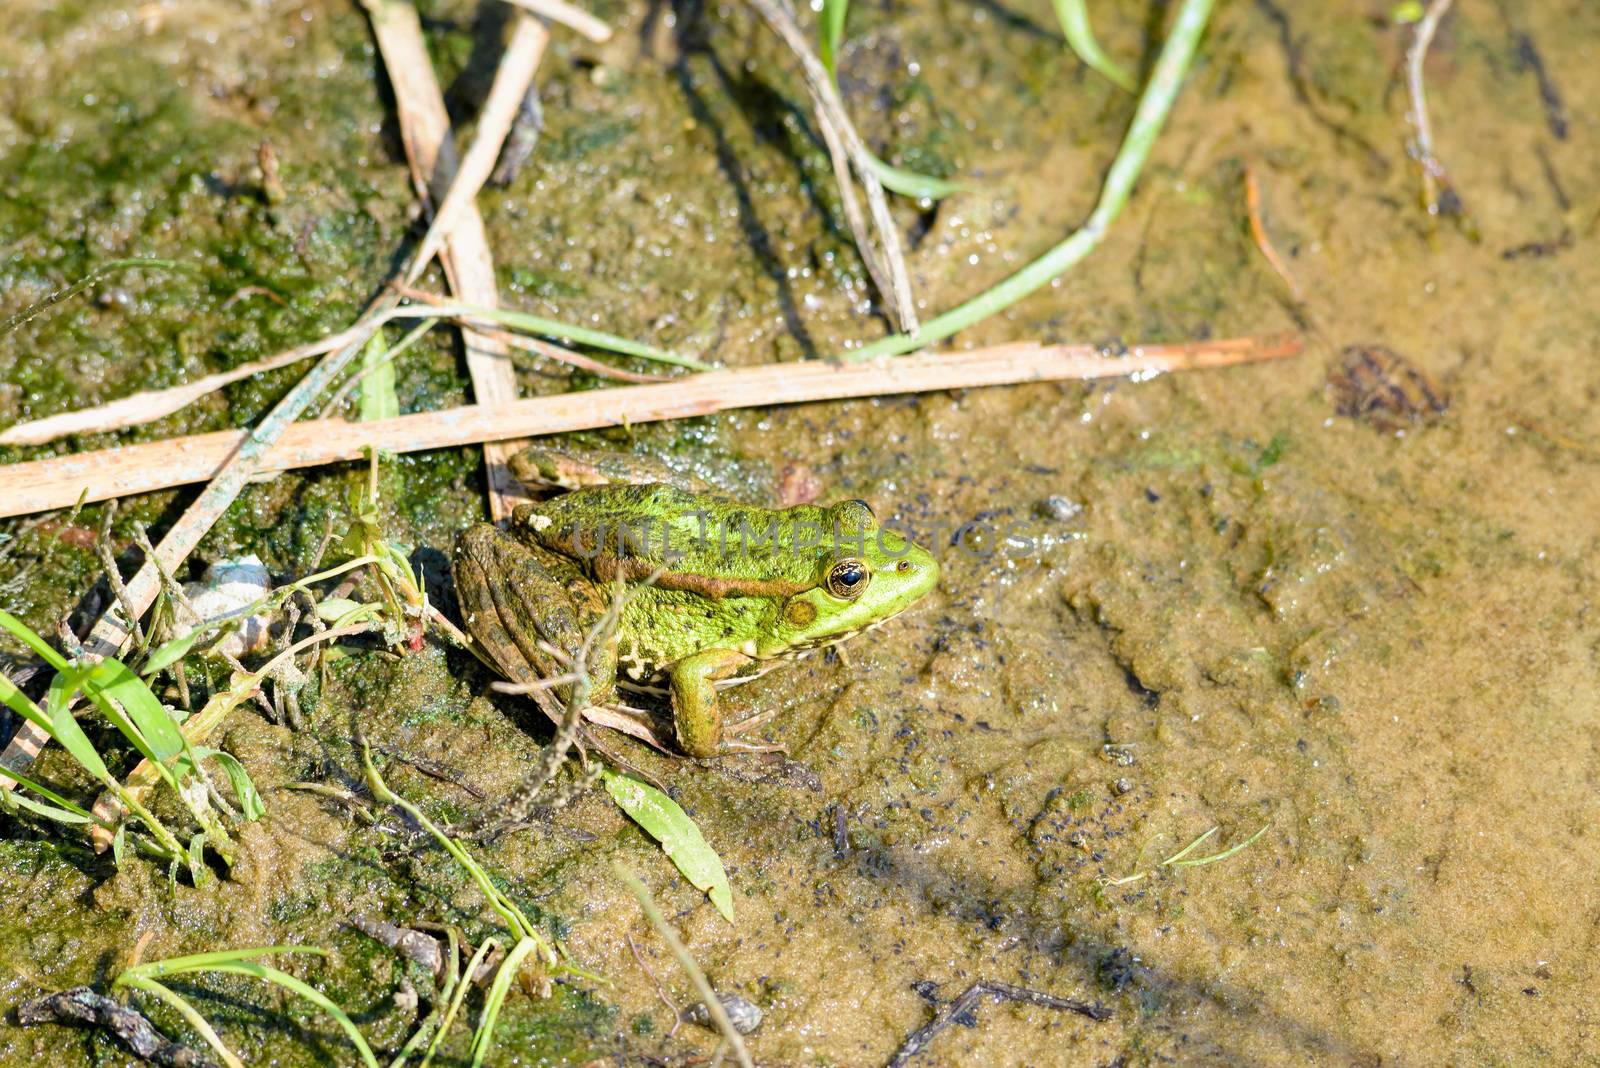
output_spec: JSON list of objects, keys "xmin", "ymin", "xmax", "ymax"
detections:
[
  {"xmin": 843, "ymin": 0, "xmax": 1214, "ymax": 361},
  {"xmin": 745, "ymin": 0, "xmax": 919, "ymax": 333},
  {"xmin": 0, "ymin": 334, "xmax": 1301, "ymax": 519},
  {"xmin": 367, "ymin": 0, "xmax": 536, "ymax": 522},
  {"xmin": 404, "ymin": 13, "xmax": 549, "ymax": 284},
  {"xmin": 1404, "ymin": 0, "xmax": 1459, "ymax": 219}
]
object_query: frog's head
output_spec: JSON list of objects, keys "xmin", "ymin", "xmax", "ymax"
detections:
[{"xmin": 759, "ymin": 499, "xmax": 939, "ymax": 657}]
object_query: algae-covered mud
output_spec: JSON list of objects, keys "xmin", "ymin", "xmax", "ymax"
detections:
[{"xmin": 3, "ymin": 0, "xmax": 1598, "ymax": 1064}]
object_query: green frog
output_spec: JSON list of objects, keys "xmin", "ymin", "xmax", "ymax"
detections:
[{"xmin": 452, "ymin": 450, "xmax": 940, "ymax": 758}]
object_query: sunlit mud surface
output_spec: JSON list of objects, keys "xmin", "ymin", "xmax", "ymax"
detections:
[{"xmin": 2, "ymin": 0, "xmax": 1597, "ymax": 1064}]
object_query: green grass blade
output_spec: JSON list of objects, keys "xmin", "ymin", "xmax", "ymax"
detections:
[
  {"xmin": 141, "ymin": 628, "xmax": 206, "ymax": 675},
  {"xmin": 469, "ymin": 937, "xmax": 539, "ymax": 1068},
  {"xmin": 819, "ymin": 0, "xmax": 849, "ymax": 77},
  {"xmin": 85, "ymin": 657, "xmax": 185, "ymax": 760},
  {"xmin": 1159, "ymin": 825, "xmax": 1217, "ymax": 866},
  {"xmin": 0, "ymin": 669, "xmax": 50, "ymax": 733},
  {"xmin": 193, "ymin": 748, "xmax": 265, "ymax": 821},
  {"xmin": 422, "ymin": 938, "xmax": 498, "ymax": 1068},
  {"xmin": 1050, "ymin": 0, "xmax": 1137, "ymax": 92},
  {"xmin": 122, "ymin": 946, "xmax": 327, "ymax": 980},
  {"xmin": 3, "ymin": 769, "xmax": 95, "ymax": 820},
  {"xmin": 861, "ymin": 152, "xmax": 962, "ymax": 201},
  {"xmin": 120, "ymin": 976, "xmax": 245, "ymax": 1068},
  {"xmin": 389, "ymin": 304, "xmax": 712, "ymax": 372},
  {"xmin": 209, "ymin": 962, "xmax": 379, "ymax": 1068},
  {"xmin": 39, "ymin": 670, "xmax": 113, "ymax": 782},
  {"xmin": 359, "ymin": 329, "xmax": 401, "ymax": 423},
  {"xmin": 1167, "ymin": 823, "xmax": 1270, "ymax": 869},
  {"xmin": 0, "ymin": 609, "xmax": 70, "ymax": 671},
  {"xmin": 602, "ymin": 769, "xmax": 734, "ymax": 923},
  {"xmin": 3, "ymin": 785, "xmax": 92, "ymax": 825}
]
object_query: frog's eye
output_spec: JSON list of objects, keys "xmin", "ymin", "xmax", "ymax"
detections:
[{"xmin": 826, "ymin": 559, "xmax": 871, "ymax": 600}]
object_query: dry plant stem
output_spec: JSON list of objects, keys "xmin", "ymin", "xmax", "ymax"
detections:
[
  {"xmin": 500, "ymin": 0, "xmax": 612, "ymax": 42},
  {"xmin": 615, "ymin": 866, "xmax": 753, "ymax": 1068},
  {"xmin": 746, "ymin": 0, "xmax": 919, "ymax": 332},
  {"xmin": 1243, "ymin": 164, "xmax": 1302, "ymax": 302},
  {"xmin": 366, "ymin": 0, "xmax": 532, "ymax": 522},
  {"xmin": 1405, "ymin": 0, "xmax": 1457, "ymax": 217},
  {"xmin": 96, "ymin": 502, "xmax": 145, "ymax": 651},
  {"xmin": 0, "ymin": 292, "xmax": 399, "ymax": 790},
  {"xmin": 0, "ymin": 333, "xmax": 349, "ymax": 447},
  {"xmin": 403, "ymin": 14, "xmax": 549, "ymax": 286},
  {"xmin": 0, "ymin": 334, "xmax": 1302, "ymax": 518}
]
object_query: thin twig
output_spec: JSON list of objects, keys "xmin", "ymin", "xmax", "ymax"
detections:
[
  {"xmin": 95, "ymin": 502, "xmax": 146, "ymax": 652},
  {"xmin": 0, "ymin": 333, "xmax": 1302, "ymax": 518},
  {"xmin": 0, "ymin": 333, "xmax": 349, "ymax": 447},
  {"xmin": 614, "ymin": 866, "xmax": 753, "ymax": 1068},
  {"xmin": 626, "ymin": 931, "xmax": 683, "ymax": 1037},
  {"xmin": 887, "ymin": 980, "xmax": 1110, "ymax": 1067},
  {"xmin": 745, "ymin": 0, "xmax": 919, "ymax": 332},
  {"xmin": 1243, "ymin": 163, "xmax": 1302, "ymax": 302},
  {"xmin": 403, "ymin": 14, "xmax": 549, "ymax": 285}
]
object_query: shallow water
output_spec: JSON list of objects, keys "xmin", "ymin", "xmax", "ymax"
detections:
[{"xmin": 2, "ymin": 0, "xmax": 1598, "ymax": 1064}]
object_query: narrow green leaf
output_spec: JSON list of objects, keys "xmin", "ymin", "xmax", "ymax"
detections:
[
  {"xmin": 40, "ymin": 670, "xmax": 113, "ymax": 782},
  {"xmin": 862, "ymin": 152, "xmax": 963, "ymax": 201},
  {"xmin": 84, "ymin": 657, "xmax": 185, "ymax": 765},
  {"xmin": 358, "ymin": 330, "xmax": 400, "ymax": 423},
  {"xmin": 194, "ymin": 747, "xmax": 265, "ymax": 821},
  {"xmin": 119, "ymin": 977, "xmax": 244, "ymax": 1068},
  {"xmin": 820, "ymin": 0, "xmax": 849, "ymax": 77},
  {"xmin": 470, "ymin": 937, "xmax": 538, "ymax": 1068},
  {"xmin": 111, "ymin": 824, "xmax": 127, "ymax": 867},
  {"xmin": 1167, "ymin": 823, "xmax": 1270, "ymax": 869},
  {"xmin": 1049, "ymin": 0, "xmax": 1137, "ymax": 92},
  {"xmin": 205, "ymin": 962, "xmax": 379, "ymax": 1068},
  {"xmin": 123, "ymin": 946, "xmax": 326, "ymax": 980},
  {"xmin": 4, "ymin": 787, "xmax": 91, "ymax": 825},
  {"xmin": 392, "ymin": 304, "xmax": 713, "ymax": 372},
  {"xmin": 188, "ymin": 832, "xmax": 212, "ymax": 888},
  {"xmin": 0, "ymin": 610, "xmax": 70, "ymax": 671},
  {"xmin": 141, "ymin": 628, "xmax": 206, "ymax": 675},
  {"xmin": 602, "ymin": 769, "xmax": 733, "ymax": 922},
  {"xmin": 3, "ymin": 768, "xmax": 95, "ymax": 820},
  {"xmin": 0, "ymin": 671, "xmax": 49, "ymax": 733}
]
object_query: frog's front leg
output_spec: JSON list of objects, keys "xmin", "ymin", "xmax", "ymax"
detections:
[{"xmin": 668, "ymin": 648, "xmax": 760, "ymax": 758}]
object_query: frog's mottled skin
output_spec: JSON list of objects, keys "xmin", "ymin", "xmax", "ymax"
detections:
[{"xmin": 453, "ymin": 459, "xmax": 939, "ymax": 757}]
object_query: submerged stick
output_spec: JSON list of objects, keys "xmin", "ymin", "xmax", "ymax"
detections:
[
  {"xmin": 843, "ymin": 0, "xmax": 1215, "ymax": 360},
  {"xmin": 0, "ymin": 334, "xmax": 1301, "ymax": 519},
  {"xmin": 1243, "ymin": 163, "xmax": 1302, "ymax": 302},
  {"xmin": 887, "ymin": 979, "xmax": 1110, "ymax": 1068}
]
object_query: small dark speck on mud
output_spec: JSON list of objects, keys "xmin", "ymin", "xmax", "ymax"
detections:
[
  {"xmin": 1097, "ymin": 948, "xmax": 1140, "ymax": 992},
  {"xmin": 1143, "ymin": 488, "xmax": 1161, "ymax": 503}
]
